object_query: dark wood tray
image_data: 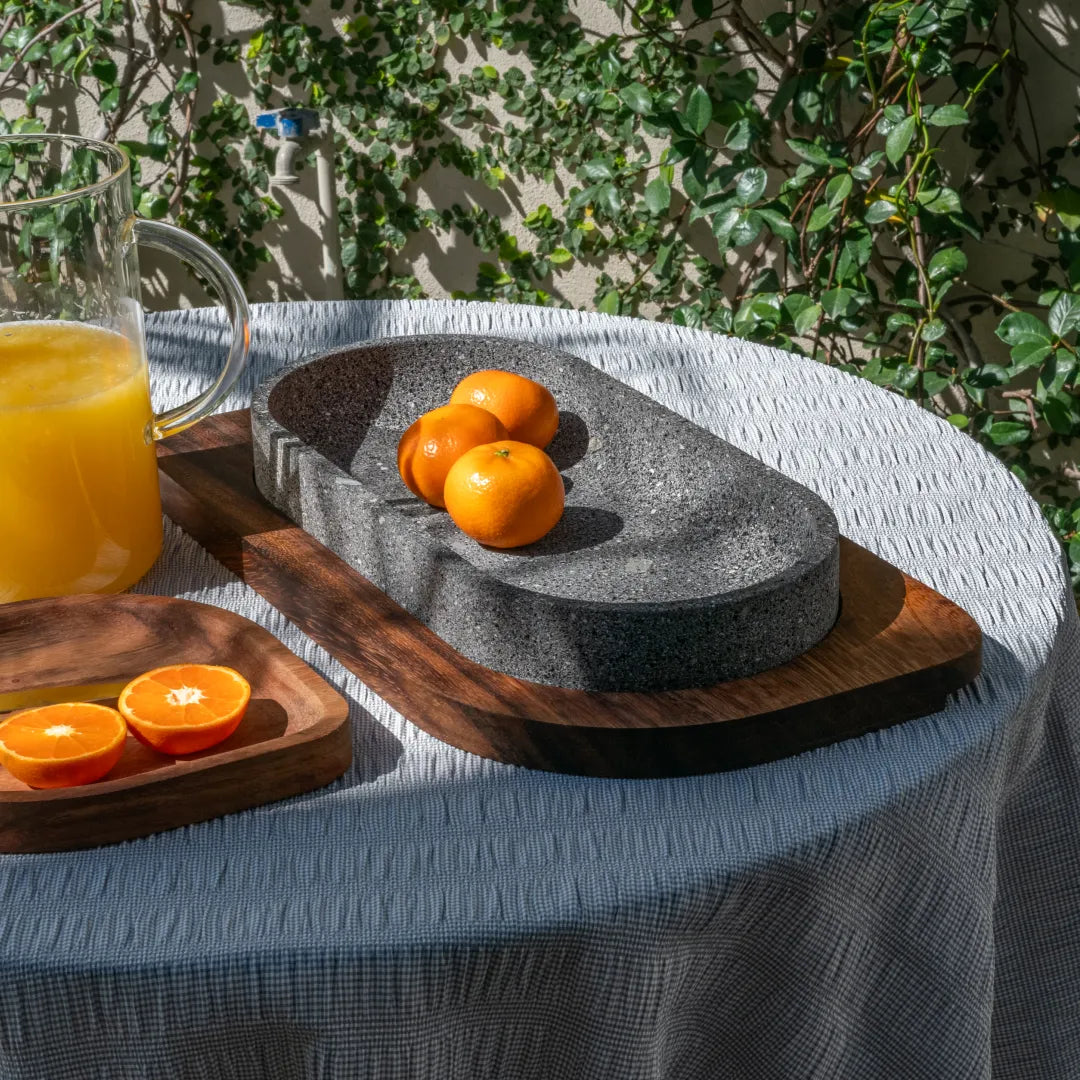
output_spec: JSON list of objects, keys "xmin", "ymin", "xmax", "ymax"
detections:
[
  {"xmin": 0, "ymin": 593, "xmax": 351, "ymax": 852},
  {"xmin": 157, "ymin": 410, "xmax": 982, "ymax": 779}
]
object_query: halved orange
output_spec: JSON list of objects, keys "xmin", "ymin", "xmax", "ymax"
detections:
[
  {"xmin": 118, "ymin": 664, "xmax": 251, "ymax": 755},
  {"xmin": 0, "ymin": 702, "xmax": 127, "ymax": 789}
]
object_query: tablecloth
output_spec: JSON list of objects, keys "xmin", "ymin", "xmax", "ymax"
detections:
[{"xmin": 1, "ymin": 300, "xmax": 1077, "ymax": 1080}]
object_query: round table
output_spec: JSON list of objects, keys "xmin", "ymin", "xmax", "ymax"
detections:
[{"xmin": 2, "ymin": 300, "xmax": 1077, "ymax": 1080}]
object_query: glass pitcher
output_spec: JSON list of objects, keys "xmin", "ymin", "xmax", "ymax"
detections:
[{"xmin": 0, "ymin": 134, "xmax": 250, "ymax": 603}]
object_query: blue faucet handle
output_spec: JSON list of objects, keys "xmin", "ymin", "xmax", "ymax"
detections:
[{"xmin": 255, "ymin": 108, "xmax": 321, "ymax": 138}]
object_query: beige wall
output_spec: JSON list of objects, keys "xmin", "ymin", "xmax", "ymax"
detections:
[{"xmin": 4, "ymin": 1, "xmax": 1077, "ymax": 321}]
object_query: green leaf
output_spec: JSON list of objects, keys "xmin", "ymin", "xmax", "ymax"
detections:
[
  {"xmin": 735, "ymin": 166, "xmax": 766, "ymax": 204},
  {"xmin": 1049, "ymin": 293, "xmax": 1080, "ymax": 337},
  {"xmin": 1043, "ymin": 396, "xmax": 1073, "ymax": 435},
  {"xmin": 597, "ymin": 183, "xmax": 621, "ymax": 217},
  {"xmin": 921, "ymin": 319, "xmax": 947, "ymax": 342},
  {"xmin": 1043, "ymin": 186, "xmax": 1080, "ymax": 231},
  {"xmin": 793, "ymin": 301, "xmax": 822, "ymax": 335},
  {"xmin": 728, "ymin": 210, "xmax": 762, "ymax": 246},
  {"xmin": 49, "ymin": 36, "xmax": 78, "ymax": 67},
  {"xmin": 434, "ymin": 23, "xmax": 450, "ymax": 46},
  {"xmin": 825, "ymin": 173, "xmax": 852, "ymax": 209},
  {"xmin": 996, "ymin": 311, "xmax": 1052, "ymax": 346},
  {"xmin": 644, "ymin": 177, "xmax": 671, "ymax": 214},
  {"xmin": 906, "ymin": 4, "xmax": 940, "ymax": 37},
  {"xmin": 965, "ymin": 364, "xmax": 1010, "ymax": 388},
  {"xmin": 176, "ymin": 70, "xmax": 199, "ymax": 95},
  {"xmin": 892, "ymin": 363, "xmax": 919, "ymax": 391},
  {"xmin": 579, "ymin": 159, "xmax": 613, "ymax": 181},
  {"xmin": 865, "ymin": 199, "xmax": 899, "ymax": 224},
  {"xmin": 922, "ymin": 370, "xmax": 951, "ymax": 396},
  {"xmin": 885, "ymin": 116, "xmax": 917, "ymax": 164},
  {"xmin": 887, "ymin": 312, "xmax": 917, "ymax": 334},
  {"xmin": 928, "ymin": 104, "xmax": 968, "ymax": 127},
  {"xmin": 947, "ymin": 413, "xmax": 969, "ymax": 429},
  {"xmin": 785, "ymin": 138, "xmax": 830, "ymax": 166},
  {"xmin": 685, "ymin": 85, "xmax": 712, "ymax": 135},
  {"xmin": 783, "ymin": 293, "xmax": 814, "ymax": 326},
  {"xmin": 91, "ymin": 58, "xmax": 118, "ymax": 83},
  {"xmin": 928, "ymin": 246, "xmax": 967, "ymax": 282},
  {"xmin": 692, "ymin": 0, "xmax": 713, "ymax": 17},
  {"xmin": 821, "ymin": 288, "xmax": 859, "ymax": 317},
  {"xmin": 758, "ymin": 207, "xmax": 796, "ymax": 241},
  {"xmin": 877, "ymin": 104, "xmax": 908, "ymax": 134},
  {"xmin": 654, "ymin": 242, "xmax": 675, "ymax": 277},
  {"xmin": 548, "ymin": 247, "xmax": 573, "ymax": 265},
  {"xmin": 340, "ymin": 239, "xmax": 359, "ymax": 267},
  {"xmin": 807, "ymin": 204, "xmax": 837, "ymax": 232},
  {"xmin": 599, "ymin": 57, "xmax": 620, "ymax": 88},
  {"xmin": 682, "ymin": 151, "xmax": 708, "ymax": 202},
  {"xmin": 761, "ymin": 11, "xmax": 795, "ymax": 35},
  {"xmin": 100, "ymin": 87, "xmax": 121, "ymax": 113},
  {"xmin": 137, "ymin": 192, "xmax": 169, "ymax": 219},
  {"xmin": 724, "ymin": 118, "xmax": 753, "ymax": 151},
  {"xmin": 988, "ymin": 421, "xmax": 1031, "ymax": 446},
  {"xmin": 1010, "ymin": 342, "xmax": 1053, "ymax": 371},
  {"xmin": 917, "ymin": 187, "xmax": 962, "ymax": 215},
  {"xmin": 597, "ymin": 289, "xmax": 620, "ymax": 315},
  {"xmin": 619, "ymin": 84, "xmax": 652, "ymax": 115},
  {"xmin": 481, "ymin": 65, "xmax": 498, "ymax": 80}
]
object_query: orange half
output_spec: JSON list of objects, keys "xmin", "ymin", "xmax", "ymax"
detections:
[
  {"xmin": 118, "ymin": 664, "xmax": 251, "ymax": 755},
  {"xmin": 0, "ymin": 702, "xmax": 127, "ymax": 789}
]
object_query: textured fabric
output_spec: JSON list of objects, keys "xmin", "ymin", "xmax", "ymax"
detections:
[{"xmin": 1, "ymin": 300, "xmax": 1077, "ymax": 1080}]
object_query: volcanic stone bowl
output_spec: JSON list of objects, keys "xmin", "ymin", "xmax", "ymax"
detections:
[{"xmin": 251, "ymin": 335, "xmax": 840, "ymax": 692}]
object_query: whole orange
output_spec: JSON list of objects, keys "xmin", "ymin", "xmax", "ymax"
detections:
[
  {"xmin": 448, "ymin": 370, "xmax": 559, "ymax": 449},
  {"xmin": 397, "ymin": 404, "xmax": 509, "ymax": 508},
  {"xmin": 444, "ymin": 440, "xmax": 564, "ymax": 548}
]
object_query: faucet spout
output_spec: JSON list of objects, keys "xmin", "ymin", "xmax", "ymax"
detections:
[{"xmin": 271, "ymin": 139, "xmax": 303, "ymax": 186}]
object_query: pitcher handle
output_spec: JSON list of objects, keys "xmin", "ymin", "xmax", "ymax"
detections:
[{"xmin": 127, "ymin": 217, "xmax": 251, "ymax": 440}]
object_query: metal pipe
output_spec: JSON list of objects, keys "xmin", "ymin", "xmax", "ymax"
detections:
[{"xmin": 315, "ymin": 138, "xmax": 342, "ymax": 297}]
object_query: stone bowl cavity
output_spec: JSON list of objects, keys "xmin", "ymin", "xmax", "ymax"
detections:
[{"xmin": 251, "ymin": 335, "xmax": 840, "ymax": 692}]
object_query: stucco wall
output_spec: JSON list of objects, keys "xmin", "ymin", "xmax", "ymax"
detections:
[{"xmin": 3, "ymin": 1, "xmax": 1076, "ymax": 317}]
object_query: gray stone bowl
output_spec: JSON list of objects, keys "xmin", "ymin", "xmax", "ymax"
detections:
[{"xmin": 251, "ymin": 335, "xmax": 840, "ymax": 692}]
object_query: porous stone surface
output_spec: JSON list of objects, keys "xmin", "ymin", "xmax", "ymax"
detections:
[{"xmin": 251, "ymin": 335, "xmax": 840, "ymax": 691}]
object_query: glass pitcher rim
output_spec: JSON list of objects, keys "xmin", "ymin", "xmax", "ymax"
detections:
[{"xmin": 0, "ymin": 133, "xmax": 130, "ymax": 212}]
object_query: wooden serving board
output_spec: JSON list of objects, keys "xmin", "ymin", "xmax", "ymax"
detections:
[
  {"xmin": 0, "ymin": 593, "xmax": 351, "ymax": 852},
  {"xmin": 157, "ymin": 410, "xmax": 982, "ymax": 779}
]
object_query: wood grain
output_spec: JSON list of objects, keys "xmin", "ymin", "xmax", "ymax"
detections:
[
  {"xmin": 157, "ymin": 410, "xmax": 982, "ymax": 779},
  {"xmin": 0, "ymin": 593, "xmax": 351, "ymax": 852}
]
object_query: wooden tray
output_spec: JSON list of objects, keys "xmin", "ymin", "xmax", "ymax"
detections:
[
  {"xmin": 157, "ymin": 410, "xmax": 982, "ymax": 779},
  {"xmin": 0, "ymin": 593, "xmax": 351, "ymax": 852}
]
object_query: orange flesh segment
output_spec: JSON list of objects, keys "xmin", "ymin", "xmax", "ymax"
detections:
[
  {"xmin": 120, "ymin": 665, "xmax": 249, "ymax": 729},
  {"xmin": 0, "ymin": 703, "xmax": 124, "ymax": 760}
]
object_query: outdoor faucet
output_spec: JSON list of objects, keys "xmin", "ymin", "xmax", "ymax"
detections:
[
  {"xmin": 255, "ymin": 108, "xmax": 321, "ymax": 185},
  {"xmin": 253, "ymin": 106, "xmax": 343, "ymax": 300}
]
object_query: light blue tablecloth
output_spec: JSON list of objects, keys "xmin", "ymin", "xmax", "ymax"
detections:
[{"xmin": 1, "ymin": 301, "xmax": 1077, "ymax": 1080}]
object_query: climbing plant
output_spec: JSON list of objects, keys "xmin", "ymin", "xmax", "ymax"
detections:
[{"xmin": 3, "ymin": 0, "xmax": 1080, "ymax": 586}]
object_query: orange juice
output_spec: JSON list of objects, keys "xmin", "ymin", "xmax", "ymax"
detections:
[{"xmin": 0, "ymin": 321, "xmax": 162, "ymax": 602}]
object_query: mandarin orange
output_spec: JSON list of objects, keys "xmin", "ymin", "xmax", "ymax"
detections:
[
  {"xmin": 0, "ymin": 702, "xmax": 127, "ymax": 788},
  {"xmin": 118, "ymin": 664, "xmax": 250, "ymax": 755},
  {"xmin": 448, "ymin": 369, "xmax": 559, "ymax": 449},
  {"xmin": 397, "ymin": 403, "xmax": 509, "ymax": 507},
  {"xmin": 443, "ymin": 440, "xmax": 564, "ymax": 548}
]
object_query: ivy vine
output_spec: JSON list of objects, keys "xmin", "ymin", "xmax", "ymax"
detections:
[{"xmin": 3, "ymin": 0, "xmax": 1080, "ymax": 587}]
